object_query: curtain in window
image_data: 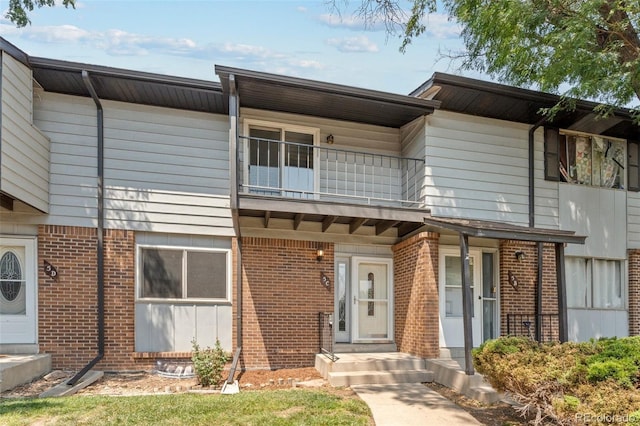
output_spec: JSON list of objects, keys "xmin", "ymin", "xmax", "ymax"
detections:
[
  {"xmin": 566, "ymin": 257, "xmax": 589, "ymax": 308},
  {"xmin": 592, "ymin": 260, "xmax": 623, "ymax": 309}
]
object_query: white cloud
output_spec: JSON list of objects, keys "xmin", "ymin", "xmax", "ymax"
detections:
[
  {"xmin": 1, "ymin": 23, "xmax": 325, "ymax": 76},
  {"xmin": 423, "ymin": 13, "xmax": 461, "ymax": 39},
  {"xmin": 326, "ymin": 36, "xmax": 378, "ymax": 53},
  {"xmin": 318, "ymin": 13, "xmax": 386, "ymax": 32},
  {"xmin": 318, "ymin": 11, "xmax": 460, "ymax": 39}
]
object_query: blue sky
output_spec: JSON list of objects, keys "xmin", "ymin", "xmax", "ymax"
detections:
[{"xmin": 0, "ymin": 0, "xmax": 477, "ymax": 95}]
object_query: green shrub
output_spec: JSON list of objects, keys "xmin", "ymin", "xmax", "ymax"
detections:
[
  {"xmin": 586, "ymin": 359, "xmax": 636, "ymax": 388},
  {"xmin": 474, "ymin": 336, "xmax": 640, "ymax": 425},
  {"xmin": 191, "ymin": 338, "xmax": 228, "ymax": 388}
]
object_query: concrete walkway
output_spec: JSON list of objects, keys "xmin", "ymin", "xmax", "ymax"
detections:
[{"xmin": 352, "ymin": 383, "xmax": 482, "ymax": 426}]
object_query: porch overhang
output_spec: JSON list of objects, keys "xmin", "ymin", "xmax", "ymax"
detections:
[
  {"xmin": 423, "ymin": 215, "xmax": 585, "ymax": 376},
  {"xmin": 237, "ymin": 195, "xmax": 429, "ymax": 237},
  {"xmin": 422, "ymin": 216, "xmax": 586, "ymax": 245}
]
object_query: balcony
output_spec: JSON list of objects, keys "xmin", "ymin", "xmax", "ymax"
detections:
[{"xmin": 238, "ymin": 136, "xmax": 425, "ymax": 208}]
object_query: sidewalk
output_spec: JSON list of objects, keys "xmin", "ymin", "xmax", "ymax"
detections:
[{"xmin": 352, "ymin": 383, "xmax": 482, "ymax": 426}]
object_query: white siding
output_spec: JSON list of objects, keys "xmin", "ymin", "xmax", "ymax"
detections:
[
  {"xmin": 629, "ymin": 192, "xmax": 640, "ymax": 249},
  {"xmin": 560, "ymin": 184, "xmax": 627, "ymax": 259},
  {"xmin": 533, "ymin": 128, "xmax": 560, "ymax": 228},
  {"xmin": 568, "ymin": 309, "xmax": 628, "ymax": 341},
  {"xmin": 135, "ymin": 303, "xmax": 232, "ymax": 352},
  {"xmin": 31, "ymin": 92, "xmax": 233, "ymax": 235},
  {"xmin": 424, "ymin": 111, "xmax": 531, "ymax": 225},
  {"xmin": 1, "ymin": 53, "xmax": 49, "ymax": 212},
  {"xmin": 103, "ymin": 100, "xmax": 232, "ymax": 235},
  {"xmin": 401, "ymin": 117, "xmax": 426, "ymax": 203}
]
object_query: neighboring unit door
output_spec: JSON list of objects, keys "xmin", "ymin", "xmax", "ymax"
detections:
[
  {"xmin": 439, "ymin": 249, "xmax": 483, "ymax": 347},
  {"xmin": 334, "ymin": 258, "xmax": 350, "ymax": 343},
  {"xmin": 352, "ymin": 257, "xmax": 393, "ymax": 342},
  {"xmin": 0, "ymin": 237, "xmax": 37, "ymax": 345}
]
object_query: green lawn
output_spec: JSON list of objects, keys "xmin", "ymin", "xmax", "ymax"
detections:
[{"xmin": 0, "ymin": 389, "xmax": 372, "ymax": 426}]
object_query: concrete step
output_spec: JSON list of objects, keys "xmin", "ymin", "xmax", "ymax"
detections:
[
  {"xmin": 334, "ymin": 343, "xmax": 397, "ymax": 353},
  {"xmin": 328, "ymin": 369, "xmax": 433, "ymax": 386},
  {"xmin": 425, "ymin": 359, "xmax": 501, "ymax": 404},
  {"xmin": 0, "ymin": 354, "xmax": 52, "ymax": 392},
  {"xmin": 329, "ymin": 353, "xmax": 426, "ymax": 373}
]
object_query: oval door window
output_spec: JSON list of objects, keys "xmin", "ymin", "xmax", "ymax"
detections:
[{"xmin": 0, "ymin": 251, "xmax": 25, "ymax": 315}]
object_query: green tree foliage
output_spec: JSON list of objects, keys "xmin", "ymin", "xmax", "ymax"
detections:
[
  {"xmin": 6, "ymin": 0, "xmax": 75, "ymax": 27},
  {"xmin": 332, "ymin": 1, "xmax": 640, "ymax": 115}
]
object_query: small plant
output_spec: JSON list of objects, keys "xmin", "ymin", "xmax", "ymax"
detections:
[{"xmin": 191, "ymin": 338, "xmax": 228, "ymax": 388}]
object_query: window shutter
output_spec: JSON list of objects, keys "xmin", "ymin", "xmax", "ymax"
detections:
[
  {"xmin": 629, "ymin": 140, "xmax": 640, "ymax": 192},
  {"xmin": 544, "ymin": 127, "xmax": 560, "ymax": 181}
]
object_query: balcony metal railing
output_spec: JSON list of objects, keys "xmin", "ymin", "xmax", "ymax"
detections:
[{"xmin": 238, "ymin": 136, "xmax": 425, "ymax": 206}]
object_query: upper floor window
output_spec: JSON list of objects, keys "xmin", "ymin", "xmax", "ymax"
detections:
[{"xmin": 545, "ymin": 128, "xmax": 639, "ymax": 191}]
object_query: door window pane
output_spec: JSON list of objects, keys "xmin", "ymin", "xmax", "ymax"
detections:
[
  {"xmin": 0, "ymin": 249, "xmax": 26, "ymax": 315},
  {"xmin": 337, "ymin": 262, "xmax": 347, "ymax": 332},
  {"xmin": 482, "ymin": 253, "xmax": 495, "ymax": 298},
  {"xmin": 445, "ymin": 256, "xmax": 474, "ymax": 318},
  {"xmin": 249, "ymin": 128, "xmax": 281, "ymax": 193}
]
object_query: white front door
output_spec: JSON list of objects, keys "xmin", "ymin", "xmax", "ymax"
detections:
[
  {"xmin": 439, "ymin": 248, "xmax": 483, "ymax": 347},
  {"xmin": 352, "ymin": 257, "xmax": 393, "ymax": 342},
  {"xmin": 0, "ymin": 237, "xmax": 37, "ymax": 345}
]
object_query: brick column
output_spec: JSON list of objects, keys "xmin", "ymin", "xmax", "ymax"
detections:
[
  {"xmin": 629, "ymin": 249, "xmax": 640, "ymax": 336},
  {"xmin": 392, "ymin": 232, "xmax": 439, "ymax": 358}
]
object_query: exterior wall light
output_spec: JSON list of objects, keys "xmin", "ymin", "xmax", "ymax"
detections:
[
  {"xmin": 515, "ymin": 250, "xmax": 525, "ymax": 261},
  {"xmin": 326, "ymin": 134, "xmax": 334, "ymax": 144},
  {"xmin": 317, "ymin": 249, "xmax": 324, "ymax": 262}
]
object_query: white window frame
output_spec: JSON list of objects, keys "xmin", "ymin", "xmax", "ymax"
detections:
[
  {"xmin": 559, "ymin": 130, "xmax": 627, "ymax": 190},
  {"xmin": 242, "ymin": 118, "xmax": 321, "ymax": 197},
  {"xmin": 566, "ymin": 257, "xmax": 626, "ymax": 311},
  {"xmin": 136, "ymin": 244, "xmax": 232, "ymax": 304}
]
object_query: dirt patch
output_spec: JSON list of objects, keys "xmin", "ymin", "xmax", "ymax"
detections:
[
  {"xmin": 426, "ymin": 382, "xmax": 530, "ymax": 425},
  {"xmin": 1, "ymin": 367, "xmax": 324, "ymax": 398}
]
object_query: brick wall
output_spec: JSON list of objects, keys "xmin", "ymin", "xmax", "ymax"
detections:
[
  {"xmin": 499, "ymin": 241, "xmax": 559, "ymax": 340},
  {"xmin": 38, "ymin": 225, "xmax": 148, "ymax": 371},
  {"xmin": 392, "ymin": 232, "xmax": 440, "ymax": 358},
  {"xmin": 238, "ymin": 237, "xmax": 333, "ymax": 369},
  {"xmin": 629, "ymin": 249, "xmax": 640, "ymax": 336}
]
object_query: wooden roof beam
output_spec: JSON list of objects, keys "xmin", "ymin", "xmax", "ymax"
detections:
[
  {"xmin": 349, "ymin": 218, "xmax": 367, "ymax": 234},
  {"xmin": 322, "ymin": 215, "xmax": 337, "ymax": 232}
]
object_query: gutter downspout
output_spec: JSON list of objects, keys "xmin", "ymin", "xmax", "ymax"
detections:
[
  {"xmin": 68, "ymin": 70, "xmax": 105, "ymax": 385},
  {"xmin": 225, "ymin": 74, "xmax": 242, "ymax": 384},
  {"xmin": 529, "ymin": 117, "xmax": 547, "ymax": 343}
]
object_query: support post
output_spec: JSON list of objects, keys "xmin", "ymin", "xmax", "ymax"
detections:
[
  {"xmin": 535, "ymin": 242, "xmax": 543, "ymax": 342},
  {"xmin": 555, "ymin": 243, "xmax": 568, "ymax": 342},
  {"xmin": 460, "ymin": 233, "xmax": 474, "ymax": 375}
]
